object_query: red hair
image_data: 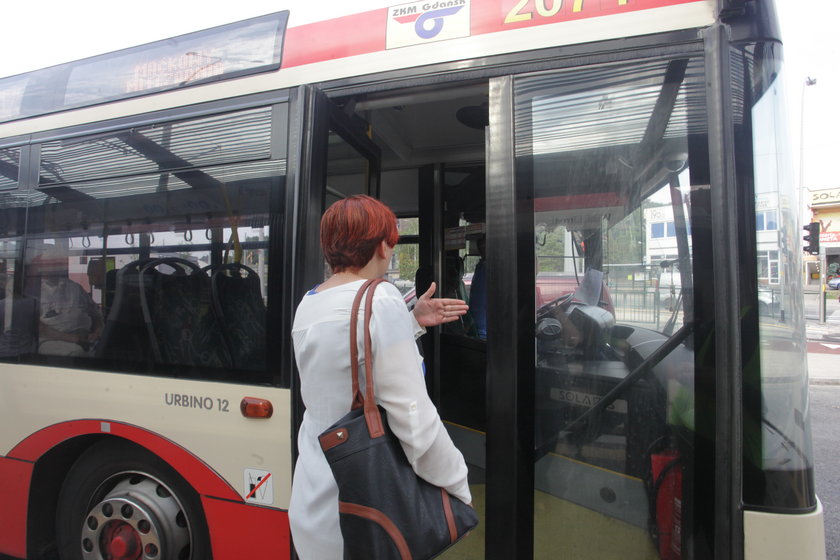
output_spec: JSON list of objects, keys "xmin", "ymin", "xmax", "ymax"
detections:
[{"xmin": 321, "ymin": 195, "xmax": 399, "ymax": 272}]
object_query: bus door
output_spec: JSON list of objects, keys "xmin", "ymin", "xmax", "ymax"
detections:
[
  {"xmin": 294, "ymin": 82, "xmax": 492, "ymax": 558},
  {"xmin": 289, "ymin": 84, "xmax": 381, "ymax": 299},
  {"xmin": 291, "ymin": 84, "xmax": 493, "ymax": 557},
  {"xmin": 489, "ymin": 55, "xmax": 711, "ymax": 559},
  {"xmin": 288, "ymin": 83, "xmax": 382, "ymax": 437}
]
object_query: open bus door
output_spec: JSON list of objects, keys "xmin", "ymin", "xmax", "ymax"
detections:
[
  {"xmin": 487, "ymin": 56, "xmax": 710, "ymax": 559},
  {"xmin": 286, "ymin": 83, "xmax": 382, "ymax": 476},
  {"xmin": 287, "ymin": 82, "xmax": 381, "ymax": 311}
]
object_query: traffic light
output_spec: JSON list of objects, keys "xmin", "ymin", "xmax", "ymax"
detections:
[{"xmin": 803, "ymin": 222, "xmax": 820, "ymax": 255}]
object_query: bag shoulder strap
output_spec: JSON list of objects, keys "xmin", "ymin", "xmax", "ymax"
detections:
[
  {"xmin": 349, "ymin": 279, "xmax": 374, "ymax": 411},
  {"xmin": 349, "ymin": 278, "xmax": 386, "ymax": 438}
]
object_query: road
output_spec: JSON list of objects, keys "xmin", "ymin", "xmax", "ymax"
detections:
[
  {"xmin": 805, "ymin": 289, "xmax": 840, "ymax": 559},
  {"xmin": 811, "ymin": 385, "xmax": 840, "ymax": 559}
]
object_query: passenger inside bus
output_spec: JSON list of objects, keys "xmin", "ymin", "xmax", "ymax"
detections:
[{"xmin": 27, "ymin": 247, "xmax": 103, "ymax": 357}]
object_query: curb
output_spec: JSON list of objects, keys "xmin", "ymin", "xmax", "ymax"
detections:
[{"xmin": 810, "ymin": 378, "xmax": 840, "ymax": 386}]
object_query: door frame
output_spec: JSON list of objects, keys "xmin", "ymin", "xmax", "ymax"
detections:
[{"xmin": 286, "ymin": 83, "xmax": 382, "ymax": 489}]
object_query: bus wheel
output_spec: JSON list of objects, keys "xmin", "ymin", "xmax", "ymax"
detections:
[{"xmin": 56, "ymin": 440, "xmax": 211, "ymax": 560}]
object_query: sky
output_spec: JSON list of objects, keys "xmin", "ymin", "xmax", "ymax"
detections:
[
  {"xmin": 775, "ymin": 1, "xmax": 840, "ymax": 192},
  {"xmin": 0, "ymin": 0, "xmax": 838, "ymax": 190}
]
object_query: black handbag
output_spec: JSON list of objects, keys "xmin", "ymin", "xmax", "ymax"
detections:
[{"xmin": 319, "ymin": 278, "xmax": 478, "ymax": 560}]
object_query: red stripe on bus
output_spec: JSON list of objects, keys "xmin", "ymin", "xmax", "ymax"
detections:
[
  {"xmin": 280, "ymin": 0, "xmax": 705, "ymax": 69},
  {"xmin": 473, "ymin": 0, "xmax": 703, "ymax": 34},
  {"xmin": 202, "ymin": 496, "xmax": 291, "ymax": 559},
  {"xmin": 7, "ymin": 419, "xmax": 241, "ymax": 501},
  {"xmin": 0, "ymin": 457, "xmax": 32, "ymax": 559},
  {"xmin": 282, "ymin": 9, "xmax": 388, "ymax": 68}
]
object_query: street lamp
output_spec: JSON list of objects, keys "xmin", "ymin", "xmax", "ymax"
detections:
[
  {"xmin": 798, "ymin": 77, "xmax": 825, "ymax": 321},
  {"xmin": 800, "ymin": 76, "xmax": 817, "ymax": 225}
]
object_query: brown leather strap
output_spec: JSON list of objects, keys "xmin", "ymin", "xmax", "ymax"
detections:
[
  {"xmin": 349, "ymin": 279, "xmax": 377, "ymax": 411},
  {"xmin": 339, "ymin": 501, "xmax": 412, "ymax": 560},
  {"xmin": 349, "ymin": 278, "xmax": 387, "ymax": 438},
  {"xmin": 440, "ymin": 488, "xmax": 458, "ymax": 543},
  {"xmin": 362, "ymin": 278, "xmax": 386, "ymax": 437}
]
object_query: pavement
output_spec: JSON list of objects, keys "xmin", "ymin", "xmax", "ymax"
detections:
[{"xmin": 806, "ymin": 315, "xmax": 840, "ymax": 385}]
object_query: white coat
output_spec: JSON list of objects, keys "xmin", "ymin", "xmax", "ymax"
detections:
[{"xmin": 290, "ymin": 279, "xmax": 471, "ymax": 559}]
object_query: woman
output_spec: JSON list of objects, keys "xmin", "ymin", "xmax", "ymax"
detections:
[{"xmin": 290, "ymin": 195, "xmax": 472, "ymax": 559}]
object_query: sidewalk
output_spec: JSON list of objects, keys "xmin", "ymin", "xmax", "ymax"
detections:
[{"xmin": 806, "ymin": 318, "xmax": 840, "ymax": 386}]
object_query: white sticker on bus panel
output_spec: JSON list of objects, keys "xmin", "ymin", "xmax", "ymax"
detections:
[
  {"xmin": 386, "ymin": 0, "xmax": 471, "ymax": 49},
  {"xmin": 244, "ymin": 469, "xmax": 274, "ymax": 505}
]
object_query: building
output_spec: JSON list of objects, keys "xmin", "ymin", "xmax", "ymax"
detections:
[
  {"xmin": 807, "ymin": 187, "xmax": 840, "ymax": 284},
  {"xmin": 645, "ymin": 195, "xmax": 781, "ymax": 286}
]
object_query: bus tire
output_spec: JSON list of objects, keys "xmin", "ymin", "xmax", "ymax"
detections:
[{"xmin": 55, "ymin": 439, "xmax": 211, "ymax": 560}]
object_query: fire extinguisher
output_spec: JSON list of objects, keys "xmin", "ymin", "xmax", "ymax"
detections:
[{"xmin": 650, "ymin": 449, "xmax": 683, "ymax": 560}]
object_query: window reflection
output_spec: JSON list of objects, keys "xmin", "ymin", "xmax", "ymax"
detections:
[
  {"xmin": 743, "ymin": 44, "xmax": 815, "ymax": 510},
  {"xmin": 517, "ymin": 58, "xmax": 705, "ymax": 558},
  {"xmin": 0, "ymin": 147, "xmax": 20, "ymax": 191}
]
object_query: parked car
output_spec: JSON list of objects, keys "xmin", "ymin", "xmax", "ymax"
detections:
[
  {"xmin": 658, "ymin": 268, "xmax": 779, "ymax": 316},
  {"xmin": 828, "ymin": 277, "xmax": 840, "ymax": 290}
]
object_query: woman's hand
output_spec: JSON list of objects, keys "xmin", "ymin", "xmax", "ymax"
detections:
[{"xmin": 412, "ymin": 282, "xmax": 469, "ymax": 327}]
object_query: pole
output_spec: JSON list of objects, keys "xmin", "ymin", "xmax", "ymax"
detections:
[
  {"xmin": 800, "ymin": 77, "xmax": 817, "ymax": 287},
  {"xmin": 820, "ymin": 247, "xmax": 827, "ymax": 324},
  {"xmin": 799, "ymin": 77, "xmax": 817, "ymax": 222}
]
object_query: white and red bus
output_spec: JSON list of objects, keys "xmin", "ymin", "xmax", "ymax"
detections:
[{"xmin": 0, "ymin": 1, "xmax": 826, "ymax": 559}]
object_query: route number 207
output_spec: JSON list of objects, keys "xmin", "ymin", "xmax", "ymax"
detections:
[{"xmin": 504, "ymin": 0, "xmax": 628, "ymax": 24}]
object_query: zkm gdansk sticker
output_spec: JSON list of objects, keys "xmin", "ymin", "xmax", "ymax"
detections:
[{"xmin": 387, "ymin": 0, "xmax": 470, "ymax": 49}]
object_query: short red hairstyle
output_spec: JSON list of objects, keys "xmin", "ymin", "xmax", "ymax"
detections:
[{"xmin": 321, "ymin": 195, "xmax": 399, "ymax": 272}]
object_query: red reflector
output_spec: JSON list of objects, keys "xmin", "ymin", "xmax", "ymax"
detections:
[{"xmin": 240, "ymin": 397, "xmax": 273, "ymax": 418}]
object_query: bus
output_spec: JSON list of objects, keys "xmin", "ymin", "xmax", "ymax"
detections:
[{"xmin": 0, "ymin": 1, "xmax": 826, "ymax": 559}]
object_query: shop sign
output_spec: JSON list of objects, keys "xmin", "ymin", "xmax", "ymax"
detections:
[{"xmin": 811, "ymin": 188, "xmax": 840, "ymax": 207}]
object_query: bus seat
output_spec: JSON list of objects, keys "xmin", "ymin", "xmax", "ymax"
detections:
[
  {"xmin": 444, "ymin": 255, "xmax": 468, "ymax": 301},
  {"xmin": 210, "ymin": 263, "xmax": 266, "ymax": 370},
  {"xmin": 102, "ymin": 268, "xmax": 118, "ymax": 318},
  {"xmin": 95, "ymin": 259, "xmax": 155, "ymax": 364},
  {"xmin": 139, "ymin": 258, "xmax": 231, "ymax": 370}
]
